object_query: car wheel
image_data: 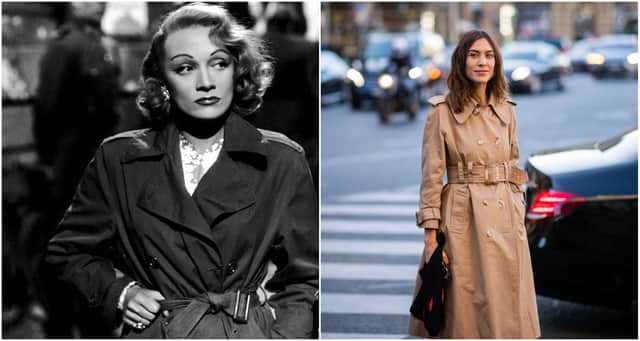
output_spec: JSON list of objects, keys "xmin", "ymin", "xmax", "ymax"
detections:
[
  {"xmin": 529, "ymin": 75, "xmax": 542, "ymax": 94},
  {"xmin": 556, "ymin": 75, "xmax": 565, "ymax": 91},
  {"xmin": 377, "ymin": 99, "xmax": 392, "ymax": 124}
]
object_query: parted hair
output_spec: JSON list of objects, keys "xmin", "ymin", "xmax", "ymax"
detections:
[
  {"xmin": 446, "ymin": 30, "xmax": 509, "ymax": 113},
  {"xmin": 137, "ymin": 3, "xmax": 273, "ymax": 125}
]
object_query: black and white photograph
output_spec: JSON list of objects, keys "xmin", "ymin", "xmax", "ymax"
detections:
[{"xmin": 2, "ymin": 2, "xmax": 318, "ymax": 338}]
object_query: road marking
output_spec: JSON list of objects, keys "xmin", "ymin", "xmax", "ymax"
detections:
[
  {"xmin": 321, "ymin": 332, "xmax": 408, "ymax": 339},
  {"xmin": 321, "ymin": 293, "xmax": 413, "ymax": 314},
  {"xmin": 322, "ymin": 240, "xmax": 423, "ymax": 255},
  {"xmin": 322, "ymin": 219, "xmax": 421, "ymax": 234},
  {"xmin": 337, "ymin": 192, "xmax": 418, "ymax": 203},
  {"xmin": 322, "ymin": 204, "xmax": 416, "ymax": 216},
  {"xmin": 322, "ymin": 263, "xmax": 418, "ymax": 280}
]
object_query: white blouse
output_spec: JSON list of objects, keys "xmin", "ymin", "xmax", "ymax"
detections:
[{"xmin": 178, "ymin": 132, "xmax": 224, "ymax": 195}]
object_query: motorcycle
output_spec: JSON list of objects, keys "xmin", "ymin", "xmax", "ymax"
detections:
[{"xmin": 375, "ymin": 64, "xmax": 422, "ymax": 124}]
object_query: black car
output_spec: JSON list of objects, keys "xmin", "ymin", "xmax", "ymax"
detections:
[
  {"xmin": 524, "ymin": 128, "xmax": 638, "ymax": 309},
  {"xmin": 586, "ymin": 34, "xmax": 638, "ymax": 78},
  {"xmin": 501, "ymin": 41, "xmax": 570, "ymax": 93},
  {"xmin": 321, "ymin": 49, "xmax": 349, "ymax": 106},
  {"xmin": 346, "ymin": 31, "xmax": 423, "ymax": 109}
]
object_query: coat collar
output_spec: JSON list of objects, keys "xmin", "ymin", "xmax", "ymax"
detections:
[
  {"xmin": 124, "ymin": 113, "xmax": 263, "ymax": 249},
  {"xmin": 452, "ymin": 96, "xmax": 512, "ymax": 125},
  {"xmin": 121, "ymin": 113, "xmax": 268, "ymax": 163}
]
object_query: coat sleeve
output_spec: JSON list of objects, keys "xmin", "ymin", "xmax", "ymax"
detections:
[
  {"xmin": 509, "ymin": 107, "xmax": 521, "ymax": 167},
  {"xmin": 416, "ymin": 105, "xmax": 446, "ymax": 229},
  {"xmin": 265, "ymin": 152, "xmax": 319, "ymax": 338},
  {"xmin": 45, "ymin": 145, "xmax": 135, "ymax": 327}
]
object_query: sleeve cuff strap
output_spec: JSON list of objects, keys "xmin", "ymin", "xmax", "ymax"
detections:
[{"xmin": 415, "ymin": 208, "xmax": 441, "ymax": 226}]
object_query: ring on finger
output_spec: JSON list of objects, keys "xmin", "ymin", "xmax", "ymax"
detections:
[{"xmin": 134, "ymin": 322, "xmax": 145, "ymax": 330}]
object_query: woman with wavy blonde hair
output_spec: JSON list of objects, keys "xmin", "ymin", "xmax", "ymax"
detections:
[
  {"xmin": 410, "ymin": 30, "xmax": 540, "ymax": 338},
  {"xmin": 46, "ymin": 3, "xmax": 318, "ymax": 338}
]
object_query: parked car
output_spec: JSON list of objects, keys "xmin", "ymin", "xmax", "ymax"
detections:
[
  {"xmin": 321, "ymin": 49, "xmax": 349, "ymax": 106},
  {"xmin": 568, "ymin": 38, "xmax": 598, "ymax": 72},
  {"xmin": 501, "ymin": 41, "xmax": 570, "ymax": 93},
  {"xmin": 346, "ymin": 31, "xmax": 424, "ymax": 109},
  {"xmin": 586, "ymin": 34, "xmax": 638, "ymax": 78},
  {"xmin": 524, "ymin": 128, "xmax": 638, "ymax": 310}
]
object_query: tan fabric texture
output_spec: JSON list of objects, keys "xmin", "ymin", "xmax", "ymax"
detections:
[{"xmin": 410, "ymin": 95, "xmax": 541, "ymax": 338}]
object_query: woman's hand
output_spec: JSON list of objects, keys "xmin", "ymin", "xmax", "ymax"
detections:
[
  {"xmin": 122, "ymin": 285, "xmax": 168, "ymax": 330},
  {"xmin": 423, "ymin": 229, "xmax": 449, "ymax": 266}
]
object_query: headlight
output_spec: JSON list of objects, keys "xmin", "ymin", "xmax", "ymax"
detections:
[
  {"xmin": 378, "ymin": 73, "xmax": 394, "ymax": 89},
  {"xmin": 408, "ymin": 67, "xmax": 422, "ymax": 79},
  {"xmin": 627, "ymin": 52, "xmax": 639, "ymax": 65},
  {"xmin": 346, "ymin": 68, "xmax": 365, "ymax": 88},
  {"xmin": 586, "ymin": 52, "xmax": 605, "ymax": 65},
  {"xmin": 511, "ymin": 66, "xmax": 531, "ymax": 81},
  {"xmin": 428, "ymin": 66, "xmax": 441, "ymax": 80}
]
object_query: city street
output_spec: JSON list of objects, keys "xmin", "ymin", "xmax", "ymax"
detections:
[{"xmin": 320, "ymin": 73, "xmax": 638, "ymax": 338}]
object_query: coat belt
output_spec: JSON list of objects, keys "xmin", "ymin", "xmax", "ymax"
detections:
[
  {"xmin": 160, "ymin": 290, "xmax": 259, "ymax": 338},
  {"xmin": 446, "ymin": 161, "xmax": 528, "ymax": 185}
]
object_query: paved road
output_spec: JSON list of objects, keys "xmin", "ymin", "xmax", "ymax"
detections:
[{"xmin": 320, "ymin": 73, "xmax": 638, "ymax": 338}]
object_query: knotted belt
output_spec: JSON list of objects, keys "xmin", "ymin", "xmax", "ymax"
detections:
[
  {"xmin": 159, "ymin": 290, "xmax": 259, "ymax": 338},
  {"xmin": 447, "ymin": 161, "xmax": 528, "ymax": 185}
]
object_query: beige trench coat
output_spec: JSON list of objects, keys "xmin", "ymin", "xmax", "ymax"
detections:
[{"xmin": 409, "ymin": 95, "xmax": 541, "ymax": 338}]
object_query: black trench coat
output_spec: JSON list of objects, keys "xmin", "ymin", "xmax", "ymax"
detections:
[{"xmin": 45, "ymin": 113, "xmax": 318, "ymax": 338}]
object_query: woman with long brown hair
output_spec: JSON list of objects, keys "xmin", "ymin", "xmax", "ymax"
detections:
[{"xmin": 410, "ymin": 30, "xmax": 541, "ymax": 338}]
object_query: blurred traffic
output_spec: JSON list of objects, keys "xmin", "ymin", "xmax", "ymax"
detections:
[
  {"xmin": 320, "ymin": 3, "xmax": 638, "ymax": 120},
  {"xmin": 320, "ymin": 2, "xmax": 637, "ymax": 338}
]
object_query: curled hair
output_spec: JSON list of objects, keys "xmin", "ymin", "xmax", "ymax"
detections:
[
  {"xmin": 137, "ymin": 3, "xmax": 273, "ymax": 125},
  {"xmin": 446, "ymin": 30, "xmax": 509, "ymax": 113}
]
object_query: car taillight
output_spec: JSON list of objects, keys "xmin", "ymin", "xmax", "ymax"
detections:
[{"xmin": 526, "ymin": 191, "xmax": 585, "ymax": 223}]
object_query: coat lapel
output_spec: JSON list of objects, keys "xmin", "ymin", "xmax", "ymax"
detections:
[
  {"xmin": 453, "ymin": 96, "xmax": 511, "ymax": 125},
  {"xmin": 192, "ymin": 114, "xmax": 264, "ymax": 226},
  {"xmin": 125, "ymin": 123, "xmax": 216, "ymax": 245}
]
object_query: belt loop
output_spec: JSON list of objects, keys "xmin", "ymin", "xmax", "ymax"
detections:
[
  {"xmin": 503, "ymin": 162, "xmax": 510, "ymax": 181},
  {"xmin": 467, "ymin": 161, "xmax": 474, "ymax": 175},
  {"xmin": 457, "ymin": 162, "xmax": 464, "ymax": 181}
]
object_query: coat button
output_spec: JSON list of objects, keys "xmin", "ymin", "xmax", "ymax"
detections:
[
  {"xmin": 482, "ymin": 200, "xmax": 488, "ymax": 206},
  {"xmin": 226, "ymin": 262, "xmax": 238, "ymax": 275},
  {"xmin": 486, "ymin": 230, "xmax": 493, "ymax": 238},
  {"xmin": 477, "ymin": 139, "xmax": 485, "ymax": 145},
  {"xmin": 498, "ymin": 200, "xmax": 505, "ymax": 208},
  {"xmin": 495, "ymin": 137, "xmax": 501, "ymax": 144},
  {"xmin": 147, "ymin": 257, "xmax": 160, "ymax": 269},
  {"xmin": 473, "ymin": 107, "xmax": 480, "ymax": 114}
]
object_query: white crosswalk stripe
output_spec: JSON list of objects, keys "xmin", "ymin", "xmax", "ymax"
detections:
[{"xmin": 321, "ymin": 187, "xmax": 422, "ymax": 338}]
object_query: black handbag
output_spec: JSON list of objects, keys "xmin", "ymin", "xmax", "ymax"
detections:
[{"xmin": 410, "ymin": 232, "xmax": 449, "ymax": 336}]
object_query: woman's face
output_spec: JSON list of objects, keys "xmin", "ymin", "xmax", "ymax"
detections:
[
  {"xmin": 465, "ymin": 38, "xmax": 495, "ymax": 85},
  {"xmin": 163, "ymin": 26, "xmax": 234, "ymax": 119}
]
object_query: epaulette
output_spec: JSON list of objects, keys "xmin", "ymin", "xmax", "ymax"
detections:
[
  {"xmin": 258, "ymin": 129, "xmax": 304, "ymax": 153},
  {"xmin": 505, "ymin": 97, "xmax": 517, "ymax": 106},
  {"xmin": 102, "ymin": 128, "xmax": 150, "ymax": 144},
  {"xmin": 427, "ymin": 95, "xmax": 447, "ymax": 107}
]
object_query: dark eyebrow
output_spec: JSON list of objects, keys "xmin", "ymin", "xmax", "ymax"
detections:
[
  {"xmin": 169, "ymin": 54, "xmax": 193, "ymax": 61},
  {"xmin": 469, "ymin": 49, "xmax": 494, "ymax": 54},
  {"xmin": 210, "ymin": 48, "xmax": 230, "ymax": 57}
]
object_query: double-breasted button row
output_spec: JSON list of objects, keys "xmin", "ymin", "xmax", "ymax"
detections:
[
  {"xmin": 147, "ymin": 256, "xmax": 160, "ymax": 269},
  {"xmin": 481, "ymin": 199, "xmax": 505, "ymax": 208},
  {"xmin": 226, "ymin": 262, "xmax": 238, "ymax": 276},
  {"xmin": 477, "ymin": 137, "xmax": 503, "ymax": 145}
]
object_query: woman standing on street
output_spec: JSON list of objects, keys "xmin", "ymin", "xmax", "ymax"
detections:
[
  {"xmin": 45, "ymin": 3, "xmax": 318, "ymax": 338},
  {"xmin": 409, "ymin": 30, "xmax": 541, "ymax": 338}
]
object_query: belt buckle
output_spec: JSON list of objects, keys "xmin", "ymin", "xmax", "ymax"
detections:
[
  {"xmin": 232, "ymin": 290, "xmax": 251, "ymax": 323},
  {"xmin": 484, "ymin": 163, "xmax": 499, "ymax": 184}
]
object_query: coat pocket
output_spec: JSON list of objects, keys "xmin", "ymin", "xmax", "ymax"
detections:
[
  {"xmin": 509, "ymin": 184, "xmax": 527, "ymax": 239},
  {"xmin": 446, "ymin": 187, "xmax": 470, "ymax": 234}
]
